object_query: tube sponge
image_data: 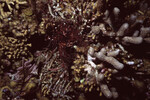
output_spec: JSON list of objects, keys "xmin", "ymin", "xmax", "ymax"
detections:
[
  {"xmin": 100, "ymin": 84, "xmax": 112, "ymax": 98},
  {"xmin": 116, "ymin": 23, "xmax": 129, "ymax": 36},
  {"xmin": 95, "ymin": 48, "xmax": 124, "ymax": 70},
  {"xmin": 122, "ymin": 36, "xmax": 143, "ymax": 44}
]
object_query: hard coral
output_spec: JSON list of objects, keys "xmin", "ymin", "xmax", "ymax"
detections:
[
  {"xmin": 72, "ymin": 42, "xmax": 143, "ymax": 98},
  {"xmin": 0, "ymin": 0, "xmax": 38, "ymax": 72},
  {"xmin": 0, "ymin": 36, "xmax": 31, "ymax": 59}
]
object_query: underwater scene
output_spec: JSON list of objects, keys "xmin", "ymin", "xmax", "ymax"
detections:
[{"xmin": 0, "ymin": 0, "xmax": 150, "ymax": 100}]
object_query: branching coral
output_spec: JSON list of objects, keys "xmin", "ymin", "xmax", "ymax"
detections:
[
  {"xmin": 0, "ymin": 0, "xmax": 150, "ymax": 100},
  {"xmin": 0, "ymin": 0, "xmax": 37, "ymax": 37},
  {"xmin": 0, "ymin": 0, "xmax": 38, "ymax": 73},
  {"xmin": 89, "ymin": 6, "xmax": 150, "ymax": 46},
  {"xmin": 0, "ymin": 36, "xmax": 31, "ymax": 60},
  {"xmin": 0, "ymin": 35, "xmax": 32, "ymax": 73},
  {"xmin": 33, "ymin": 0, "xmax": 150, "ymax": 99},
  {"xmin": 0, "ymin": 0, "xmax": 27, "ymax": 20},
  {"xmin": 72, "ymin": 42, "xmax": 144, "ymax": 98}
]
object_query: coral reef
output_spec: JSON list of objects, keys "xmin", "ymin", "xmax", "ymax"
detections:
[
  {"xmin": 35, "ymin": 49, "xmax": 74, "ymax": 99},
  {"xmin": 0, "ymin": 36, "xmax": 31, "ymax": 60},
  {"xmin": 72, "ymin": 42, "xmax": 143, "ymax": 99},
  {"xmin": 0, "ymin": 0, "xmax": 150, "ymax": 100},
  {"xmin": 0, "ymin": 58, "xmax": 38, "ymax": 99},
  {"xmin": 0, "ymin": 0, "xmax": 38, "ymax": 72}
]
